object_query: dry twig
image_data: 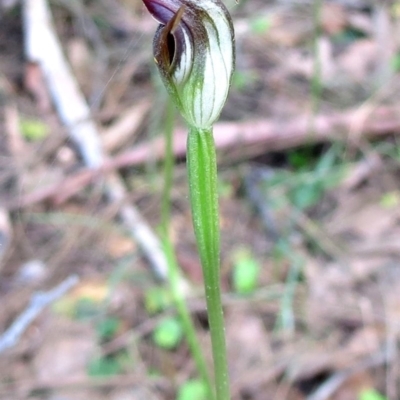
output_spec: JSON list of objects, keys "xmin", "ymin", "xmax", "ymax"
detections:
[
  {"xmin": 23, "ymin": 0, "xmax": 168, "ymax": 280},
  {"xmin": 0, "ymin": 275, "xmax": 79, "ymax": 354},
  {"xmin": 9, "ymin": 104, "xmax": 400, "ymax": 210}
]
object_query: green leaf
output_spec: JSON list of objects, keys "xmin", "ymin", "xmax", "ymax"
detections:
[
  {"xmin": 390, "ymin": 54, "xmax": 400, "ymax": 72},
  {"xmin": 332, "ymin": 27, "xmax": 366, "ymax": 44},
  {"xmin": 96, "ymin": 317, "xmax": 120, "ymax": 341},
  {"xmin": 144, "ymin": 287, "xmax": 172, "ymax": 315},
  {"xmin": 380, "ymin": 191, "xmax": 399, "ymax": 208},
  {"xmin": 153, "ymin": 317, "xmax": 183, "ymax": 350},
  {"xmin": 287, "ymin": 149, "xmax": 311, "ymax": 170},
  {"xmin": 231, "ymin": 71, "xmax": 256, "ymax": 91},
  {"xmin": 73, "ymin": 297, "xmax": 100, "ymax": 320},
  {"xmin": 177, "ymin": 379, "xmax": 208, "ymax": 400},
  {"xmin": 218, "ymin": 177, "xmax": 233, "ymax": 198},
  {"xmin": 20, "ymin": 119, "xmax": 49, "ymax": 141},
  {"xmin": 232, "ymin": 249, "xmax": 260, "ymax": 295},
  {"xmin": 359, "ymin": 388, "xmax": 387, "ymax": 400},
  {"xmin": 290, "ymin": 184, "xmax": 322, "ymax": 210},
  {"xmin": 249, "ymin": 16, "xmax": 272, "ymax": 35},
  {"xmin": 87, "ymin": 356, "xmax": 122, "ymax": 377}
]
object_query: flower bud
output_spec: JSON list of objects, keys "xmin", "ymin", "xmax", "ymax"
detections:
[{"xmin": 143, "ymin": 0, "xmax": 235, "ymax": 129}]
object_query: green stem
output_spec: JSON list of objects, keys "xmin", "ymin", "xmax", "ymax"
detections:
[
  {"xmin": 161, "ymin": 100, "xmax": 176, "ymax": 228},
  {"xmin": 187, "ymin": 127, "xmax": 230, "ymax": 400},
  {"xmin": 161, "ymin": 103, "xmax": 214, "ymax": 399},
  {"xmin": 162, "ymin": 239, "xmax": 215, "ymax": 400},
  {"xmin": 311, "ymin": 0, "xmax": 323, "ymax": 115}
]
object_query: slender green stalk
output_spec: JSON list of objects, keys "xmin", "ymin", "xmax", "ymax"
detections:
[
  {"xmin": 162, "ymin": 240, "xmax": 215, "ymax": 399},
  {"xmin": 311, "ymin": 0, "xmax": 323, "ymax": 115},
  {"xmin": 161, "ymin": 103, "xmax": 214, "ymax": 399},
  {"xmin": 142, "ymin": 0, "xmax": 234, "ymax": 397},
  {"xmin": 161, "ymin": 100, "xmax": 176, "ymax": 227},
  {"xmin": 186, "ymin": 127, "xmax": 230, "ymax": 400}
]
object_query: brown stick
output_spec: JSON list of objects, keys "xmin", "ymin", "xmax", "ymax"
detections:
[
  {"xmin": 109, "ymin": 105, "xmax": 400, "ymax": 166},
  {"xmin": 23, "ymin": 0, "xmax": 169, "ymax": 281},
  {"xmin": 9, "ymin": 105, "xmax": 400, "ymax": 210}
]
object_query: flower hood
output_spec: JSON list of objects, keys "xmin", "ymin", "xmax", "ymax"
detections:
[{"xmin": 143, "ymin": 0, "xmax": 235, "ymax": 129}]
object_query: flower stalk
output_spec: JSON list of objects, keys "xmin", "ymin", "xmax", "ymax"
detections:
[
  {"xmin": 187, "ymin": 126, "xmax": 230, "ymax": 400},
  {"xmin": 144, "ymin": 0, "xmax": 235, "ymax": 130},
  {"xmin": 142, "ymin": 0, "xmax": 235, "ymax": 398},
  {"xmin": 161, "ymin": 101, "xmax": 215, "ymax": 399}
]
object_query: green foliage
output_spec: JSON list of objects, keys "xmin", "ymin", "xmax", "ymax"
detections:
[
  {"xmin": 74, "ymin": 298, "xmax": 101, "ymax": 320},
  {"xmin": 231, "ymin": 70, "xmax": 256, "ymax": 91},
  {"xmin": 249, "ymin": 16, "xmax": 272, "ymax": 35},
  {"xmin": 380, "ymin": 191, "xmax": 400, "ymax": 208},
  {"xmin": 218, "ymin": 177, "xmax": 234, "ymax": 198},
  {"xmin": 332, "ymin": 27, "xmax": 366, "ymax": 44},
  {"xmin": 290, "ymin": 183, "xmax": 323, "ymax": 210},
  {"xmin": 153, "ymin": 317, "xmax": 183, "ymax": 350},
  {"xmin": 92, "ymin": 15, "xmax": 110, "ymax": 31},
  {"xmin": 232, "ymin": 249, "xmax": 260, "ymax": 294},
  {"xmin": 287, "ymin": 148, "xmax": 314, "ymax": 170},
  {"xmin": 265, "ymin": 146, "xmax": 344, "ymax": 211},
  {"xmin": 96, "ymin": 317, "xmax": 121, "ymax": 341},
  {"xmin": 177, "ymin": 379, "xmax": 208, "ymax": 400},
  {"xmin": 273, "ymin": 239, "xmax": 305, "ymax": 333},
  {"xmin": 390, "ymin": 54, "xmax": 400, "ymax": 72},
  {"xmin": 359, "ymin": 388, "xmax": 387, "ymax": 400},
  {"xmin": 144, "ymin": 286, "xmax": 173, "ymax": 315},
  {"xmin": 20, "ymin": 118, "xmax": 49, "ymax": 141},
  {"xmin": 87, "ymin": 355, "xmax": 122, "ymax": 377}
]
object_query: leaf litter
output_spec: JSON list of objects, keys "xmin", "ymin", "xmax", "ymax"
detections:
[{"xmin": 0, "ymin": 0, "xmax": 400, "ymax": 399}]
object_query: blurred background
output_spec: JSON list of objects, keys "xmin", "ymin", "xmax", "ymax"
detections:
[{"xmin": 1, "ymin": 0, "xmax": 400, "ymax": 399}]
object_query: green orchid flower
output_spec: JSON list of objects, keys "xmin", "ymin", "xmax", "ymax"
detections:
[{"xmin": 143, "ymin": 0, "xmax": 235, "ymax": 129}]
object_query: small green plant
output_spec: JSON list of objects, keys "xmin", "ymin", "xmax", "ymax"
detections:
[
  {"xmin": 249, "ymin": 15, "xmax": 272, "ymax": 35},
  {"xmin": 380, "ymin": 191, "xmax": 400, "ymax": 208},
  {"xmin": 359, "ymin": 388, "xmax": 387, "ymax": 400},
  {"xmin": 144, "ymin": 286, "xmax": 173, "ymax": 315},
  {"xmin": 332, "ymin": 27, "xmax": 367, "ymax": 45},
  {"xmin": 87, "ymin": 355, "xmax": 123, "ymax": 377},
  {"xmin": 73, "ymin": 297, "xmax": 101, "ymax": 320},
  {"xmin": 391, "ymin": 53, "xmax": 400, "ymax": 72},
  {"xmin": 232, "ymin": 249, "xmax": 260, "ymax": 295},
  {"xmin": 273, "ymin": 238, "xmax": 305, "ymax": 334},
  {"xmin": 20, "ymin": 118, "xmax": 49, "ymax": 141},
  {"xmin": 177, "ymin": 379, "xmax": 208, "ymax": 400},
  {"xmin": 233, "ymin": 71, "xmax": 257, "ymax": 93},
  {"xmin": 95, "ymin": 316, "xmax": 121, "ymax": 341},
  {"xmin": 264, "ymin": 145, "xmax": 344, "ymax": 212},
  {"xmin": 152, "ymin": 317, "xmax": 184, "ymax": 350}
]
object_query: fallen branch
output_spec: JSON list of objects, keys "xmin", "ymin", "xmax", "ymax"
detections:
[
  {"xmin": 9, "ymin": 104, "xmax": 400, "ymax": 209},
  {"xmin": 103, "ymin": 105, "xmax": 400, "ymax": 166},
  {"xmin": 23, "ymin": 0, "xmax": 168, "ymax": 281},
  {"xmin": 0, "ymin": 275, "xmax": 79, "ymax": 354}
]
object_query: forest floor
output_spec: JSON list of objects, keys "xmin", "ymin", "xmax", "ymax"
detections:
[{"xmin": 1, "ymin": 0, "xmax": 400, "ymax": 399}]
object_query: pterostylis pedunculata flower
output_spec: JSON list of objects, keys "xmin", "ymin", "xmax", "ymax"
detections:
[{"xmin": 143, "ymin": 0, "xmax": 235, "ymax": 129}]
